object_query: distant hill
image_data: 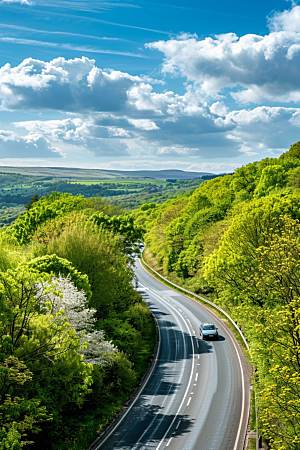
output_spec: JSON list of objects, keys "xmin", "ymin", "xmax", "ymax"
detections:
[{"xmin": 0, "ymin": 166, "xmax": 213, "ymax": 180}]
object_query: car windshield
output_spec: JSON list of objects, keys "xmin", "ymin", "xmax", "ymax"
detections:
[{"xmin": 203, "ymin": 325, "xmax": 215, "ymax": 330}]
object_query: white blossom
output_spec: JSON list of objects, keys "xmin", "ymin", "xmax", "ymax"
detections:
[
  {"xmin": 78, "ymin": 331, "xmax": 115, "ymax": 366},
  {"xmin": 38, "ymin": 275, "xmax": 115, "ymax": 366}
]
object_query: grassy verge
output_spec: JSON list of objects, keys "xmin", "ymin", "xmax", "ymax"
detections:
[
  {"xmin": 248, "ymin": 438, "xmax": 256, "ymax": 449},
  {"xmin": 250, "ymin": 387, "xmax": 257, "ymax": 431}
]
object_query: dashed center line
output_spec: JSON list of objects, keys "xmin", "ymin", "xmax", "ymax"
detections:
[
  {"xmin": 195, "ymin": 373, "xmax": 198, "ymax": 381},
  {"xmin": 166, "ymin": 438, "xmax": 172, "ymax": 447},
  {"xmin": 187, "ymin": 397, "xmax": 192, "ymax": 406}
]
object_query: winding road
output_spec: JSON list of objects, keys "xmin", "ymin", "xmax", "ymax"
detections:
[{"xmin": 93, "ymin": 258, "xmax": 250, "ymax": 450}]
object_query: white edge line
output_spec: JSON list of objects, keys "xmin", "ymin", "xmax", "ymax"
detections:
[
  {"xmin": 152, "ymin": 294, "xmax": 196, "ymax": 450},
  {"xmin": 93, "ymin": 293, "xmax": 161, "ymax": 449},
  {"xmin": 141, "ymin": 255, "xmax": 248, "ymax": 450},
  {"xmin": 166, "ymin": 438, "xmax": 172, "ymax": 447},
  {"xmin": 228, "ymin": 328, "xmax": 245, "ymax": 450}
]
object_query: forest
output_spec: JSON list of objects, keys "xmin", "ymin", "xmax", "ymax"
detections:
[
  {"xmin": 0, "ymin": 174, "xmax": 206, "ymax": 226},
  {"xmin": 130, "ymin": 141, "xmax": 300, "ymax": 450},
  {"xmin": 0, "ymin": 192, "xmax": 155, "ymax": 449},
  {"xmin": 1, "ymin": 142, "xmax": 300, "ymax": 449}
]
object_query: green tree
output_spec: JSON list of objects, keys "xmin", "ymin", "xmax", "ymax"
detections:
[
  {"xmin": 25, "ymin": 195, "xmax": 39, "ymax": 211},
  {"xmin": 25, "ymin": 254, "xmax": 92, "ymax": 301}
]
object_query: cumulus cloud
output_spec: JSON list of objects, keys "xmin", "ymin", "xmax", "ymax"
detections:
[
  {"xmin": 2, "ymin": 46, "xmax": 300, "ymax": 162},
  {"xmin": 127, "ymin": 119, "xmax": 160, "ymax": 130},
  {"xmin": 13, "ymin": 118, "xmax": 130, "ymax": 156},
  {"xmin": 0, "ymin": 130, "xmax": 63, "ymax": 158},
  {"xmin": 268, "ymin": 5, "xmax": 300, "ymax": 32},
  {"xmin": 147, "ymin": 6, "xmax": 300, "ymax": 103},
  {"xmin": 221, "ymin": 106, "xmax": 300, "ymax": 152},
  {"xmin": 0, "ymin": 57, "xmax": 142, "ymax": 112}
]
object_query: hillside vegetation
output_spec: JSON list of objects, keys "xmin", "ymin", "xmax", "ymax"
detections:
[
  {"xmin": 2, "ymin": 143, "xmax": 300, "ymax": 450},
  {"xmin": 0, "ymin": 193, "xmax": 155, "ymax": 450},
  {"xmin": 129, "ymin": 141, "xmax": 300, "ymax": 450},
  {"xmin": 0, "ymin": 173, "xmax": 206, "ymax": 225}
]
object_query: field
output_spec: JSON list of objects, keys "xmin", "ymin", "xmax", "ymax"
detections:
[
  {"xmin": 0, "ymin": 168, "xmax": 223, "ymax": 226},
  {"xmin": 71, "ymin": 178, "xmax": 168, "ymax": 186}
]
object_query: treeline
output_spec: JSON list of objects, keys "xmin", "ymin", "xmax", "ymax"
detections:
[
  {"xmin": 0, "ymin": 177, "xmax": 206, "ymax": 225},
  {"xmin": 0, "ymin": 193, "xmax": 154, "ymax": 449},
  {"xmin": 130, "ymin": 142, "xmax": 300, "ymax": 450}
]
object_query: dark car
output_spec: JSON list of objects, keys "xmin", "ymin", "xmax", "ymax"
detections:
[{"xmin": 199, "ymin": 323, "xmax": 219, "ymax": 340}]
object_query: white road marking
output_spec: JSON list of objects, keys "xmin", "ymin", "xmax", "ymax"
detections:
[
  {"xmin": 137, "ymin": 282, "xmax": 196, "ymax": 450},
  {"xmin": 139, "ymin": 261, "xmax": 247, "ymax": 450},
  {"xmin": 175, "ymin": 420, "xmax": 181, "ymax": 430},
  {"xmin": 127, "ymin": 284, "xmax": 189, "ymax": 450},
  {"xmin": 166, "ymin": 438, "xmax": 172, "ymax": 447},
  {"xmin": 187, "ymin": 397, "xmax": 192, "ymax": 406},
  {"xmin": 155, "ymin": 302, "xmax": 196, "ymax": 450},
  {"xmin": 195, "ymin": 373, "xmax": 198, "ymax": 381}
]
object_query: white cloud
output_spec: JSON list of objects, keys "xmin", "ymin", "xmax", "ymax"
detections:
[
  {"xmin": 0, "ymin": 57, "xmax": 142, "ymax": 112},
  {"xmin": 147, "ymin": 6, "xmax": 300, "ymax": 103},
  {"xmin": 0, "ymin": 130, "xmax": 63, "ymax": 158},
  {"xmin": 2, "ymin": 49, "xmax": 300, "ymax": 162},
  {"xmin": 13, "ymin": 118, "xmax": 130, "ymax": 156},
  {"xmin": 268, "ymin": 5, "xmax": 300, "ymax": 32},
  {"xmin": 220, "ymin": 106, "xmax": 300, "ymax": 152},
  {"xmin": 127, "ymin": 119, "xmax": 160, "ymax": 130},
  {"xmin": 209, "ymin": 102, "xmax": 229, "ymax": 116},
  {"xmin": 1, "ymin": 0, "xmax": 31, "ymax": 4}
]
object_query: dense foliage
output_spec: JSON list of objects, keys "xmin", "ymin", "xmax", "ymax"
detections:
[
  {"xmin": 132, "ymin": 141, "xmax": 300, "ymax": 449},
  {"xmin": 0, "ymin": 193, "xmax": 155, "ymax": 449}
]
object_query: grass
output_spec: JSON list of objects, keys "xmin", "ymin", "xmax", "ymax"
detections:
[
  {"xmin": 250, "ymin": 387, "xmax": 257, "ymax": 431},
  {"xmin": 247, "ymin": 438, "xmax": 256, "ymax": 449}
]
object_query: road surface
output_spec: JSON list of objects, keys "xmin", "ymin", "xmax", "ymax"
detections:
[{"xmin": 94, "ymin": 258, "xmax": 250, "ymax": 450}]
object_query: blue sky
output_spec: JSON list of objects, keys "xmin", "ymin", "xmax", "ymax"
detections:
[{"xmin": 0, "ymin": 0, "xmax": 299, "ymax": 173}]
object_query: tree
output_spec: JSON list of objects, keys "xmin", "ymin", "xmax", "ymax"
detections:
[
  {"xmin": 205, "ymin": 213, "xmax": 300, "ymax": 449},
  {"xmin": 0, "ymin": 356, "xmax": 49, "ymax": 449},
  {"xmin": 39, "ymin": 275, "xmax": 116, "ymax": 366},
  {"xmin": 25, "ymin": 194, "xmax": 39, "ymax": 211},
  {"xmin": 26, "ymin": 254, "xmax": 92, "ymax": 301},
  {"xmin": 34, "ymin": 223, "xmax": 142, "ymax": 316}
]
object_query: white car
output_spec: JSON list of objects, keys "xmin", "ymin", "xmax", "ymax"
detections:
[{"xmin": 199, "ymin": 323, "xmax": 219, "ymax": 340}]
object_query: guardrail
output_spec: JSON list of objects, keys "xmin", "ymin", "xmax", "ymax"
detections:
[
  {"xmin": 141, "ymin": 253, "xmax": 250, "ymax": 352},
  {"xmin": 140, "ymin": 252, "xmax": 259, "ymax": 450}
]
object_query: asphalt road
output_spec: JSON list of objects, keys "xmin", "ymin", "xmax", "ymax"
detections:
[{"xmin": 95, "ymin": 258, "xmax": 250, "ymax": 450}]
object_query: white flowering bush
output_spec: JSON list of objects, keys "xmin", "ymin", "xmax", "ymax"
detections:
[{"xmin": 38, "ymin": 275, "xmax": 116, "ymax": 366}]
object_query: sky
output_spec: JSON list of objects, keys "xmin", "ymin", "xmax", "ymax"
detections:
[{"xmin": 0, "ymin": 0, "xmax": 300, "ymax": 173}]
